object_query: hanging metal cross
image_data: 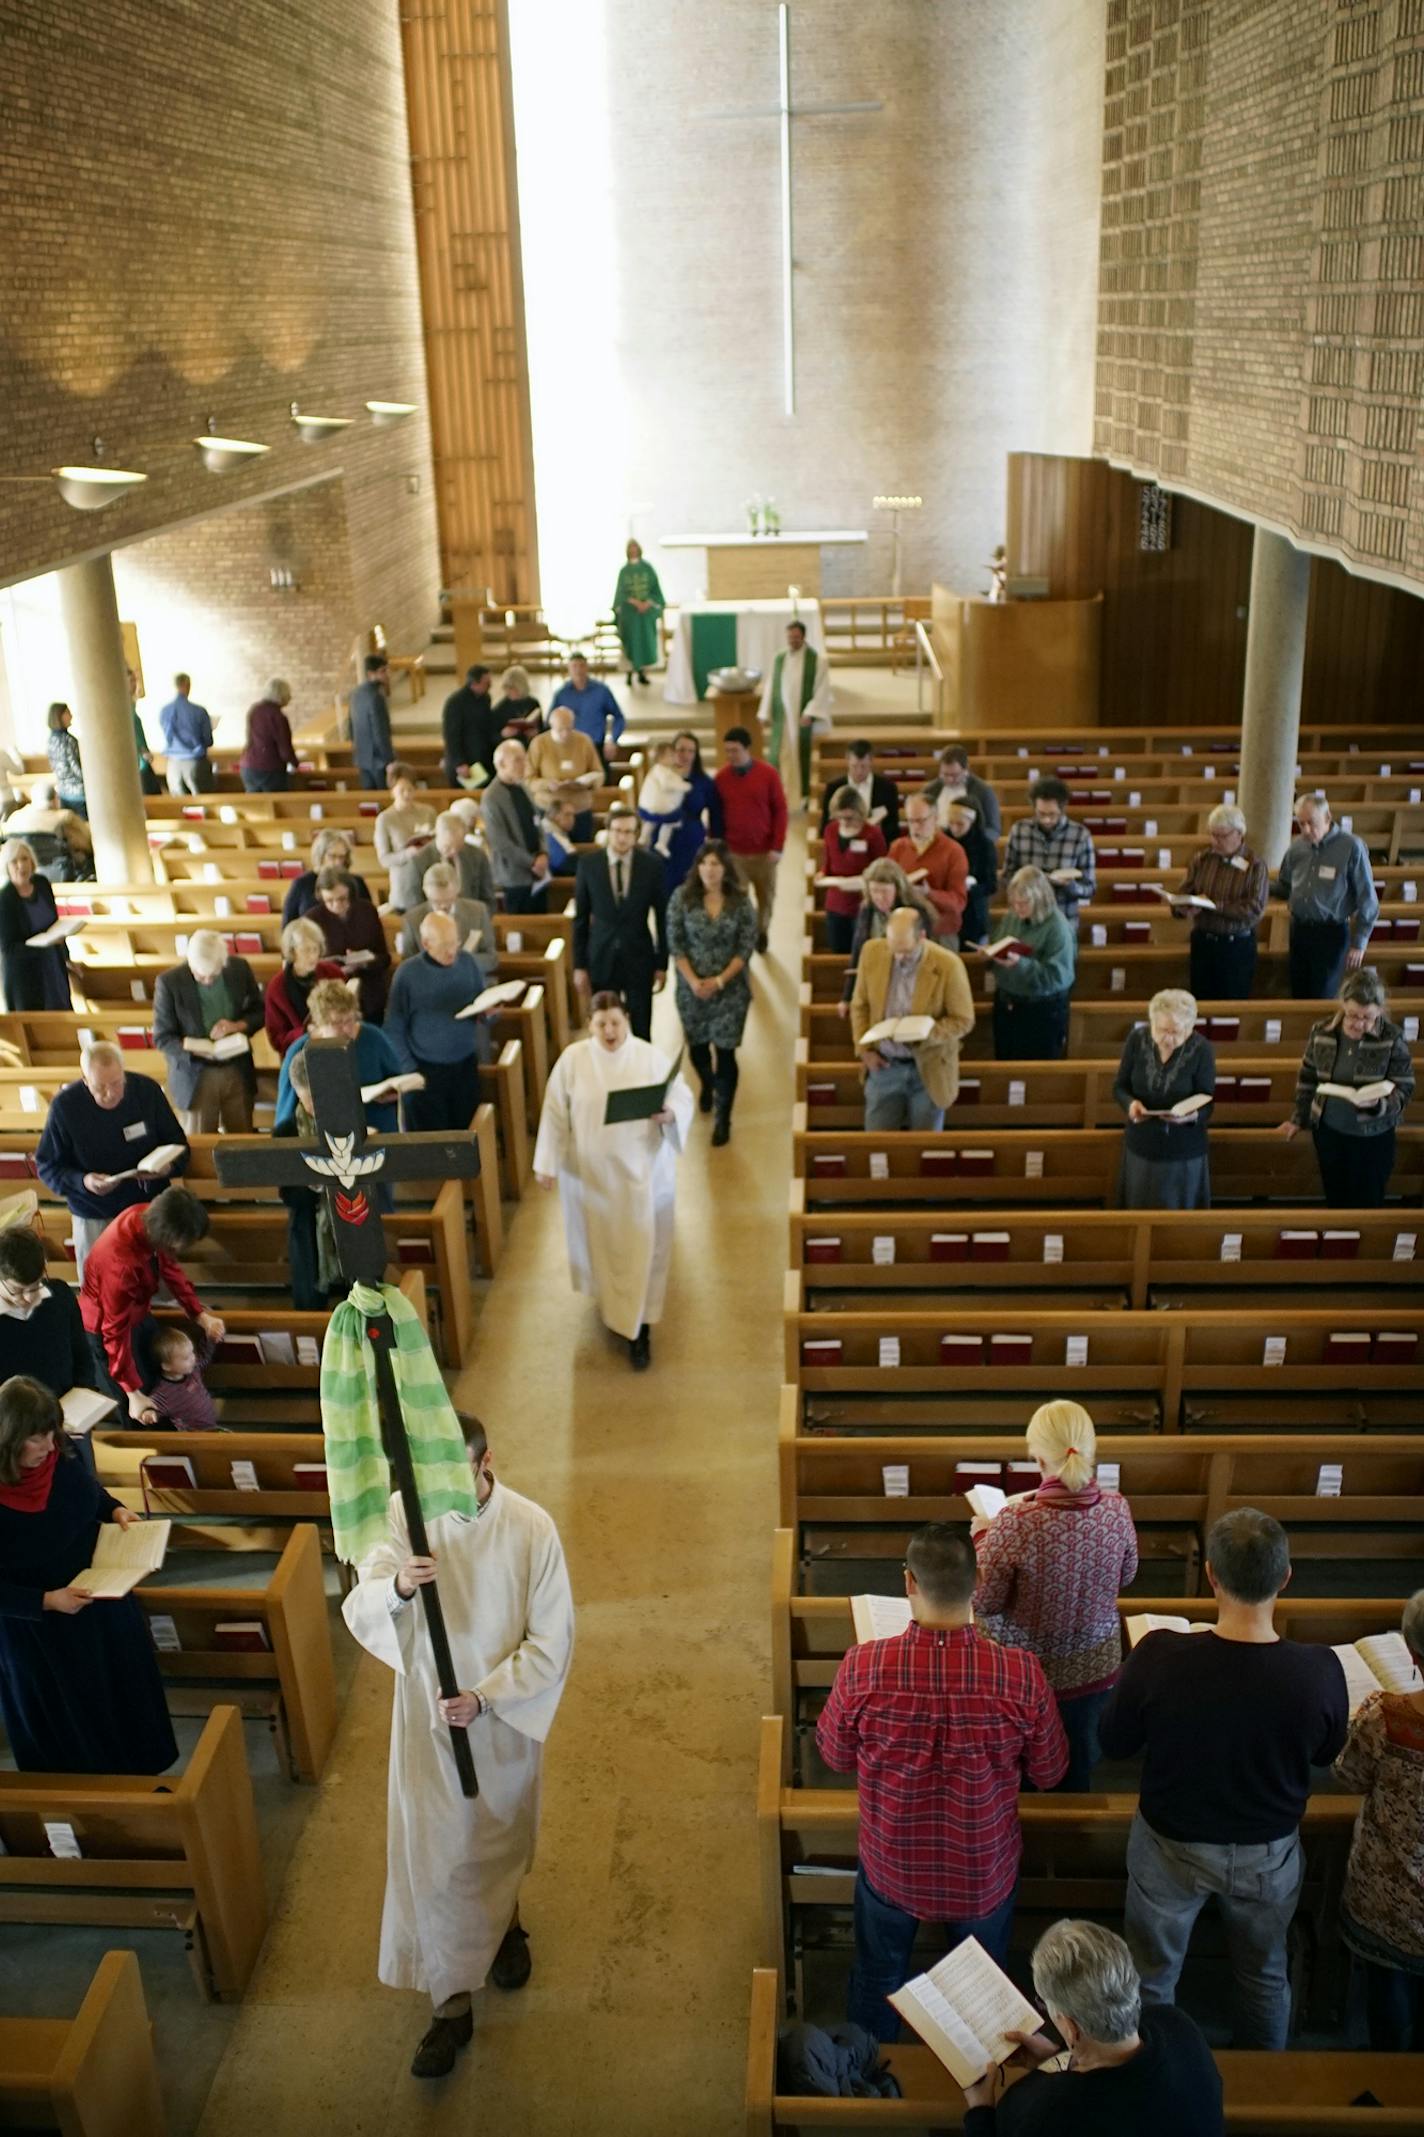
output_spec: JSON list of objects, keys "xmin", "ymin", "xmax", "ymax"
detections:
[
  {"xmin": 698, "ymin": 3, "xmax": 882, "ymax": 416},
  {"xmin": 213, "ymin": 1038, "xmax": 483, "ymax": 1796}
]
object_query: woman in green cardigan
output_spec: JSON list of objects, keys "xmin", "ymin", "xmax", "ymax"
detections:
[
  {"xmin": 613, "ymin": 540, "xmax": 665, "ymax": 686},
  {"xmin": 984, "ymin": 864, "xmax": 1077, "ymax": 1059}
]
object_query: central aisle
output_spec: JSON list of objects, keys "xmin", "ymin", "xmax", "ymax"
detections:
[{"xmin": 197, "ymin": 826, "xmax": 806, "ymax": 2136}]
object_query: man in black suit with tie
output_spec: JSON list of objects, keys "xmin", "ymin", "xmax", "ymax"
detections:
[
  {"xmin": 573, "ymin": 806, "xmax": 668, "ymax": 1039},
  {"xmin": 819, "ymin": 739, "xmax": 900, "ymax": 844}
]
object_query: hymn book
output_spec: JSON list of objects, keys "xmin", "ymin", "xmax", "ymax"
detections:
[
  {"xmin": 1137, "ymin": 1092, "xmax": 1213, "ymax": 1120},
  {"xmin": 182, "ymin": 1032, "xmax": 250, "ymax": 1061},
  {"xmin": 1314, "ymin": 1080, "xmax": 1394, "ymax": 1108},
  {"xmin": 72, "ymin": 1519, "xmax": 172, "ymax": 1598},
  {"xmin": 455, "ymin": 979, "xmax": 526, "ymax": 1019},
  {"xmin": 24, "ymin": 915, "xmax": 87, "ymax": 948},
  {"xmin": 888, "ymin": 1936, "xmax": 1043, "ymax": 2087},
  {"xmin": 1126, "ymin": 1614, "xmax": 1213, "ymax": 1643},
  {"xmin": 59, "ymin": 1387, "xmax": 117, "ymax": 1435},
  {"xmin": 980, "ymin": 937, "xmax": 1035, "ymax": 961},
  {"xmin": 858, "ymin": 1015, "xmax": 935, "ymax": 1048},
  {"xmin": 814, "ymin": 873, "xmax": 865, "ymax": 895},
  {"xmin": 1148, "ymin": 887, "xmax": 1215, "ymax": 910},
  {"xmin": 603, "ymin": 1048, "xmax": 686, "ymax": 1125},
  {"xmin": 96, "ymin": 1142, "xmax": 187, "ymax": 1185},
  {"xmin": 1331, "ymin": 1633, "xmax": 1422, "ymax": 1715},
  {"xmin": 850, "ymin": 1593, "xmax": 913, "ymax": 1644},
  {"xmin": 965, "ymin": 1483, "xmax": 1007, "ymax": 1522},
  {"xmin": 360, "ymin": 1072, "xmax": 425, "ymax": 1102}
]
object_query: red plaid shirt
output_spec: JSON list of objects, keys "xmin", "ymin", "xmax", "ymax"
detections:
[{"xmin": 816, "ymin": 1620, "xmax": 1067, "ymax": 1919}]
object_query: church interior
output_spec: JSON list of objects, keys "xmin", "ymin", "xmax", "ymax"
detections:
[{"xmin": 1, "ymin": 1, "xmax": 1423, "ymax": 2131}]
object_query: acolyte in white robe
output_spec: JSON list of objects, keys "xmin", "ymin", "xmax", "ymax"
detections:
[
  {"xmin": 342, "ymin": 1482, "xmax": 574, "ymax": 2007},
  {"xmin": 531, "ymin": 1033, "xmax": 693, "ymax": 1340}
]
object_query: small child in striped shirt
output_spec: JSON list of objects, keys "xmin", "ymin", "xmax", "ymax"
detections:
[{"xmin": 147, "ymin": 1323, "xmax": 219, "ymax": 1431}]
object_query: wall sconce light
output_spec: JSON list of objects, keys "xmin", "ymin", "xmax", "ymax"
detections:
[
  {"xmin": 291, "ymin": 403, "xmax": 353, "ymax": 444},
  {"xmin": 51, "ymin": 437, "xmax": 147, "ymax": 511},
  {"xmin": 366, "ymin": 400, "xmax": 418, "ymax": 427},
  {"xmin": 269, "ymin": 566, "xmax": 299, "ymax": 594},
  {"xmin": 195, "ymin": 418, "xmax": 269, "ymax": 473}
]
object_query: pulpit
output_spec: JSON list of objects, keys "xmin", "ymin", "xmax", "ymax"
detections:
[{"xmin": 932, "ymin": 584, "xmax": 1103, "ymax": 729}]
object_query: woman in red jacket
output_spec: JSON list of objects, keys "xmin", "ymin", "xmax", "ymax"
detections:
[
  {"xmin": 818, "ymin": 787, "xmax": 886, "ymax": 957},
  {"xmin": 264, "ymin": 917, "xmax": 342, "ymax": 1056}
]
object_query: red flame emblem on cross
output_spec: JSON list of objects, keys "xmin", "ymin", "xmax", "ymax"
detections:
[{"xmin": 336, "ymin": 1189, "xmax": 370, "ymax": 1225}]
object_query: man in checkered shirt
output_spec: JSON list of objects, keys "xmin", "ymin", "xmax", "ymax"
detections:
[
  {"xmin": 1004, "ymin": 777, "xmax": 1097, "ymax": 925},
  {"xmin": 816, "ymin": 1524, "xmax": 1067, "ymax": 2040}
]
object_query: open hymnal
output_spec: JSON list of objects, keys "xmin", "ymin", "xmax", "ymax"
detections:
[
  {"xmin": 360, "ymin": 1071, "xmax": 425, "ymax": 1102},
  {"xmin": 980, "ymin": 936, "xmax": 1035, "ymax": 961},
  {"xmin": 965, "ymin": 1483, "xmax": 1007, "ymax": 1523},
  {"xmin": 1147, "ymin": 886, "xmax": 1215, "ymax": 910},
  {"xmin": 859, "ymin": 1015, "xmax": 935, "ymax": 1048},
  {"xmin": 814, "ymin": 874, "xmax": 865, "ymax": 895},
  {"xmin": 1332, "ymin": 1632, "xmax": 1422, "ymax": 1714},
  {"xmin": 1315, "ymin": 1080, "xmax": 1394, "ymax": 1108},
  {"xmin": 850, "ymin": 1593, "xmax": 913, "ymax": 1644},
  {"xmin": 341, "ymin": 948, "xmax": 377, "ymax": 969},
  {"xmin": 72, "ymin": 1518, "xmax": 172, "ymax": 1599},
  {"xmin": 1138, "ymin": 1092, "xmax": 1213, "ymax": 1121},
  {"xmin": 455, "ymin": 979, "xmax": 526, "ymax": 1019},
  {"xmin": 183, "ymin": 1032, "xmax": 250, "ymax": 1061},
  {"xmin": 1046, "ymin": 867, "xmax": 1081, "ymax": 885},
  {"xmin": 59, "ymin": 1387, "xmax": 118, "ymax": 1436},
  {"xmin": 1126, "ymin": 1614, "xmax": 1213, "ymax": 1643},
  {"xmin": 96, "ymin": 1142, "xmax": 186, "ymax": 1186},
  {"xmin": 25, "ymin": 914, "xmax": 87, "ymax": 948},
  {"xmin": 888, "ymin": 1936, "xmax": 1043, "ymax": 2088}
]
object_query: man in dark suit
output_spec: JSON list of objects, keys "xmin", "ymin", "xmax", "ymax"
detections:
[
  {"xmin": 441, "ymin": 665, "xmax": 502, "ymax": 789},
  {"xmin": 820, "ymin": 740, "xmax": 900, "ymax": 845},
  {"xmin": 573, "ymin": 806, "xmax": 668, "ymax": 1040}
]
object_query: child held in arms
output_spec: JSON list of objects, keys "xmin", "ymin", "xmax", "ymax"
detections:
[{"xmin": 147, "ymin": 1322, "xmax": 219, "ymax": 1431}]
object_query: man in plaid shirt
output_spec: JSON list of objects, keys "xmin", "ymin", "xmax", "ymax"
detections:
[
  {"xmin": 816, "ymin": 1524, "xmax": 1067, "ymax": 2040},
  {"xmin": 1003, "ymin": 777, "xmax": 1097, "ymax": 924}
]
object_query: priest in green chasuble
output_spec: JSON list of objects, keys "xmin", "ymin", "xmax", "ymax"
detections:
[
  {"xmin": 759, "ymin": 618, "xmax": 832, "ymax": 809},
  {"xmin": 613, "ymin": 540, "xmax": 666, "ymax": 686}
]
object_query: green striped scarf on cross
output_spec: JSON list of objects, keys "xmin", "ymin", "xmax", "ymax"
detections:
[{"xmin": 318, "ymin": 1281, "xmax": 477, "ymax": 1564}]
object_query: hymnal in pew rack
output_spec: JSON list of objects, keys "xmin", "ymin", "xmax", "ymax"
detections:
[
  {"xmin": 888, "ymin": 1935, "xmax": 1043, "ymax": 2088},
  {"xmin": 72, "ymin": 1518, "xmax": 172, "ymax": 1598}
]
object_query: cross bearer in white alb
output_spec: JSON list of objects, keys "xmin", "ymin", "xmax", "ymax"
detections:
[{"xmin": 343, "ymin": 1413, "xmax": 575, "ymax": 2079}]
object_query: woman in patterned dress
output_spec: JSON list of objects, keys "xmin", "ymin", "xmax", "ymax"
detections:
[
  {"xmin": 1334, "ymin": 1587, "xmax": 1424, "ymax": 2049},
  {"xmin": 666, "ymin": 840, "xmax": 757, "ymax": 1147}
]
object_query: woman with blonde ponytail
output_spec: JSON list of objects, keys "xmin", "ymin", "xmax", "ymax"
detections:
[{"xmin": 973, "ymin": 1400, "xmax": 1139, "ymax": 1790}]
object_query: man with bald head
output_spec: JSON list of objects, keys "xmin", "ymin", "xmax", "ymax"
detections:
[
  {"xmin": 849, "ymin": 905, "xmax": 975, "ymax": 1131},
  {"xmin": 36, "ymin": 1042, "xmax": 190, "ymax": 1275},
  {"xmin": 384, "ymin": 910, "xmax": 491, "ymax": 1133}
]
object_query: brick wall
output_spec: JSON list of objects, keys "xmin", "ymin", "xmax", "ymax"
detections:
[
  {"xmin": 595, "ymin": 0, "xmax": 1104, "ymax": 601},
  {"xmin": 1095, "ymin": 0, "xmax": 1424, "ymax": 593},
  {"xmin": 0, "ymin": 0, "xmax": 440, "ymax": 662}
]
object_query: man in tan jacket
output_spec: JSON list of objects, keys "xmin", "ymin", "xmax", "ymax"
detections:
[{"xmin": 850, "ymin": 906, "xmax": 975, "ymax": 1130}]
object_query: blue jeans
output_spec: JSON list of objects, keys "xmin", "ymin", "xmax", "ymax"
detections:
[
  {"xmin": 847, "ymin": 1868, "xmax": 1016, "ymax": 2042},
  {"xmin": 1055, "ymin": 1688, "xmax": 1111, "ymax": 1792},
  {"xmin": 863, "ymin": 1058, "xmax": 943, "ymax": 1133},
  {"xmin": 1124, "ymin": 1813, "xmax": 1303, "ymax": 2049}
]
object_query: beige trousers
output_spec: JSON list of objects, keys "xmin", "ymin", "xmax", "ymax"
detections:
[
  {"xmin": 183, "ymin": 1062, "xmax": 253, "ymax": 1136},
  {"xmin": 731, "ymin": 849, "xmax": 778, "ymax": 938}
]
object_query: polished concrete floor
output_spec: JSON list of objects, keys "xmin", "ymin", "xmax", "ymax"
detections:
[{"xmin": 193, "ymin": 822, "xmax": 817, "ymax": 2136}]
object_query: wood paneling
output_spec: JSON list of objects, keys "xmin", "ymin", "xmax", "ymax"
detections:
[
  {"xmin": 401, "ymin": 0, "xmax": 538, "ymax": 606},
  {"xmin": 1006, "ymin": 453, "xmax": 1424, "ymax": 731}
]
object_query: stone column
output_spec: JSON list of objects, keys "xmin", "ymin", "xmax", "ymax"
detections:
[
  {"xmin": 1237, "ymin": 527, "xmax": 1310, "ymax": 870},
  {"xmin": 56, "ymin": 554, "xmax": 153, "ymax": 885}
]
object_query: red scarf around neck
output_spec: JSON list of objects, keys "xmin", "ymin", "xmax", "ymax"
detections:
[{"xmin": 0, "ymin": 1443, "xmax": 60, "ymax": 1512}]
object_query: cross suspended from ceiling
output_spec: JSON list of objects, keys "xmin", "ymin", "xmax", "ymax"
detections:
[{"xmin": 699, "ymin": 4, "xmax": 882, "ymax": 418}]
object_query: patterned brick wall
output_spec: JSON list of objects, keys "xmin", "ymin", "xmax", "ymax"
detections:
[
  {"xmin": 0, "ymin": 0, "xmax": 440, "ymax": 661},
  {"xmin": 1095, "ymin": 0, "xmax": 1424, "ymax": 592}
]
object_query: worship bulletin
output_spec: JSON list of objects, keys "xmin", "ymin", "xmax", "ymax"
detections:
[{"xmin": 888, "ymin": 1935, "xmax": 1043, "ymax": 2087}]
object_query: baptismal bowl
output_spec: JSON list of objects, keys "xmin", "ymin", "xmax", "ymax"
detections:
[{"xmin": 707, "ymin": 666, "xmax": 763, "ymax": 693}]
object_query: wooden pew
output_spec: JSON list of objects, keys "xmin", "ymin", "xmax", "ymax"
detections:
[
  {"xmin": 0, "ymin": 1705, "xmax": 266, "ymax": 2001},
  {"xmin": 802, "ymin": 899, "xmax": 1423, "ymax": 963},
  {"xmin": 788, "ymin": 1115, "xmax": 1424, "ymax": 1208},
  {"xmin": 783, "ymin": 1302, "xmax": 1424, "ymax": 1432},
  {"xmin": 94, "ymin": 1430, "xmax": 330, "ymax": 1555},
  {"xmin": 138, "ymin": 1524, "xmax": 338, "ymax": 1783},
  {"xmin": 0, "ymin": 1951, "xmax": 167, "ymax": 2137},
  {"xmin": 744, "ymin": 1966, "xmax": 1424, "ymax": 2135},
  {"xmin": 786, "ymin": 1204, "xmax": 1424, "ymax": 1311},
  {"xmin": 809, "ymin": 717, "xmax": 1424, "ymax": 765},
  {"xmin": 777, "ymin": 1415, "xmax": 1424, "ymax": 1578},
  {"xmin": 795, "ymin": 1049, "xmax": 1316, "ymax": 1129},
  {"xmin": 754, "ymin": 1716, "xmax": 1358, "ymax": 2028}
]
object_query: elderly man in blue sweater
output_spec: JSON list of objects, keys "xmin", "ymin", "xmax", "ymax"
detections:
[
  {"xmin": 384, "ymin": 912, "xmax": 491, "ymax": 1133},
  {"xmin": 36, "ymin": 1042, "xmax": 190, "ymax": 1276}
]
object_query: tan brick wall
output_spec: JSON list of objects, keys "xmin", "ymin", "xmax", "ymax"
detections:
[
  {"xmin": 597, "ymin": 0, "xmax": 1104, "ymax": 600},
  {"xmin": 1095, "ymin": 0, "xmax": 1424, "ymax": 592},
  {"xmin": 0, "ymin": 0, "xmax": 440, "ymax": 660}
]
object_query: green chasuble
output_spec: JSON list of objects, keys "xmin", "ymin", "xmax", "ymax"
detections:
[
  {"xmin": 767, "ymin": 645, "xmax": 820, "ymax": 800},
  {"xmin": 613, "ymin": 561, "xmax": 666, "ymax": 670}
]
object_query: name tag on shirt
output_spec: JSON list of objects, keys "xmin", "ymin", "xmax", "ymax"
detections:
[
  {"xmin": 849, "ymin": 839, "xmax": 868, "ymax": 853},
  {"xmin": 1230, "ymin": 855, "xmax": 1247, "ymax": 871},
  {"xmin": 561, "ymin": 760, "xmax": 574, "ymax": 771},
  {"xmin": 1319, "ymin": 866, "xmax": 1337, "ymax": 881},
  {"xmin": 122, "ymin": 1120, "xmax": 148, "ymax": 1142}
]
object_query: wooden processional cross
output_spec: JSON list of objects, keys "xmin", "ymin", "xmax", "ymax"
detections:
[
  {"xmin": 214, "ymin": 1039, "xmax": 482, "ymax": 1796},
  {"xmin": 700, "ymin": 2, "xmax": 882, "ymax": 416}
]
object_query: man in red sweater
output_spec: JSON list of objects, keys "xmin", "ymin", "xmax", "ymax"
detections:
[
  {"xmin": 714, "ymin": 728, "xmax": 787, "ymax": 953},
  {"xmin": 79, "ymin": 1188, "xmax": 225, "ymax": 1419},
  {"xmin": 888, "ymin": 789, "xmax": 969, "ymax": 944}
]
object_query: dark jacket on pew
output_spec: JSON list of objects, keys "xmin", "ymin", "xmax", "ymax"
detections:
[
  {"xmin": 0, "ymin": 1445, "xmax": 176, "ymax": 1773},
  {"xmin": 963, "ymin": 2005, "xmax": 1223, "ymax": 2137},
  {"xmin": 0, "ymin": 1277, "xmax": 95, "ymax": 1400}
]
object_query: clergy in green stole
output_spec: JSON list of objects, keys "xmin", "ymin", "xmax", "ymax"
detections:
[
  {"xmin": 766, "ymin": 623, "xmax": 822, "ymax": 804},
  {"xmin": 613, "ymin": 540, "xmax": 666, "ymax": 679}
]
